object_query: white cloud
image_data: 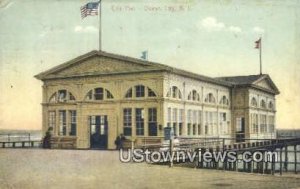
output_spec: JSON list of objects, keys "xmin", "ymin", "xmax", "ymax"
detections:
[
  {"xmin": 199, "ymin": 17, "xmax": 242, "ymax": 34},
  {"xmin": 253, "ymin": 27, "xmax": 265, "ymax": 34},
  {"xmin": 228, "ymin": 26, "xmax": 242, "ymax": 33},
  {"xmin": 200, "ymin": 17, "xmax": 225, "ymax": 31},
  {"xmin": 74, "ymin": 26, "xmax": 98, "ymax": 33}
]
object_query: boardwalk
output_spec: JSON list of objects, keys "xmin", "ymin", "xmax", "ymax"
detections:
[{"xmin": 0, "ymin": 149, "xmax": 299, "ymax": 189}]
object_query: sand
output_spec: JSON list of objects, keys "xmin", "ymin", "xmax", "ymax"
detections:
[{"xmin": 0, "ymin": 149, "xmax": 299, "ymax": 189}]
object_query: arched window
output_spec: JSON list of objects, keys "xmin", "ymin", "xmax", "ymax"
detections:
[
  {"xmin": 166, "ymin": 86, "xmax": 182, "ymax": 99},
  {"xmin": 125, "ymin": 85, "xmax": 157, "ymax": 98},
  {"xmin": 219, "ymin": 96, "xmax": 229, "ymax": 105},
  {"xmin": 205, "ymin": 93, "xmax": 215, "ymax": 103},
  {"xmin": 268, "ymin": 101, "xmax": 274, "ymax": 109},
  {"xmin": 251, "ymin": 97, "xmax": 258, "ymax": 107},
  {"xmin": 49, "ymin": 90, "xmax": 76, "ymax": 103},
  {"xmin": 188, "ymin": 90, "xmax": 200, "ymax": 101},
  {"xmin": 85, "ymin": 87, "xmax": 114, "ymax": 100},
  {"xmin": 260, "ymin": 99, "xmax": 266, "ymax": 108}
]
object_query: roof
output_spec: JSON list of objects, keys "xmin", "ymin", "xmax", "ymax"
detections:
[
  {"xmin": 216, "ymin": 75, "xmax": 265, "ymax": 85},
  {"xmin": 34, "ymin": 50, "xmax": 231, "ymax": 87},
  {"xmin": 216, "ymin": 74, "xmax": 280, "ymax": 94},
  {"xmin": 35, "ymin": 50, "xmax": 279, "ymax": 95}
]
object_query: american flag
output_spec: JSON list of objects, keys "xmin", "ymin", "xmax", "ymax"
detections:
[{"xmin": 81, "ymin": 2, "xmax": 100, "ymax": 19}]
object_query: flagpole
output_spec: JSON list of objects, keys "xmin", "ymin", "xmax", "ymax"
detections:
[
  {"xmin": 260, "ymin": 37, "xmax": 262, "ymax": 75},
  {"xmin": 99, "ymin": 0, "xmax": 102, "ymax": 51}
]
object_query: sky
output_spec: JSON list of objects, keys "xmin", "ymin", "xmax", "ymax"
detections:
[{"xmin": 0, "ymin": 0, "xmax": 299, "ymax": 130}]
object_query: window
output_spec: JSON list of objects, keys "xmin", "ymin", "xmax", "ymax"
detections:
[
  {"xmin": 148, "ymin": 108, "xmax": 157, "ymax": 136},
  {"xmin": 268, "ymin": 101, "xmax": 274, "ymax": 110},
  {"xmin": 251, "ymin": 97, "xmax": 258, "ymax": 107},
  {"xmin": 136, "ymin": 108, "xmax": 144, "ymax": 135},
  {"xmin": 70, "ymin": 110, "xmax": 76, "ymax": 136},
  {"xmin": 94, "ymin": 88, "xmax": 104, "ymax": 100},
  {"xmin": 198, "ymin": 111, "xmax": 202, "ymax": 135},
  {"xmin": 219, "ymin": 96, "xmax": 229, "ymax": 105},
  {"xmin": 123, "ymin": 108, "xmax": 132, "ymax": 136},
  {"xmin": 219, "ymin": 112, "xmax": 227, "ymax": 134},
  {"xmin": 205, "ymin": 93, "xmax": 216, "ymax": 103},
  {"xmin": 49, "ymin": 90, "xmax": 76, "ymax": 103},
  {"xmin": 85, "ymin": 88, "xmax": 114, "ymax": 100},
  {"xmin": 172, "ymin": 108, "xmax": 177, "ymax": 136},
  {"xmin": 49, "ymin": 93, "xmax": 57, "ymax": 103},
  {"xmin": 187, "ymin": 110, "xmax": 192, "ymax": 135},
  {"xmin": 48, "ymin": 111, "xmax": 56, "ymax": 130},
  {"xmin": 59, "ymin": 110, "xmax": 67, "ymax": 136},
  {"xmin": 260, "ymin": 114, "xmax": 267, "ymax": 133},
  {"xmin": 148, "ymin": 88, "xmax": 156, "ymax": 97},
  {"xmin": 260, "ymin": 100, "xmax": 266, "ymax": 108},
  {"xmin": 58, "ymin": 90, "xmax": 67, "ymax": 102},
  {"xmin": 167, "ymin": 86, "xmax": 182, "ymax": 99},
  {"xmin": 106, "ymin": 90, "xmax": 114, "ymax": 99},
  {"xmin": 179, "ymin": 109, "xmax": 183, "ymax": 136},
  {"xmin": 125, "ymin": 88, "xmax": 132, "ymax": 98},
  {"xmin": 251, "ymin": 114, "xmax": 259, "ymax": 134},
  {"xmin": 125, "ymin": 85, "xmax": 156, "ymax": 98},
  {"xmin": 188, "ymin": 90, "xmax": 200, "ymax": 101},
  {"xmin": 268, "ymin": 115, "xmax": 275, "ymax": 133},
  {"xmin": 167, "ymin": 107, "xmax": 171, "ymax": 127},
  {"xmin": 86, "ymin": 90, "xmax": 93, "ymax": 100},
  {"xmin": 135, "ymin": 85, "xmax": 145, "ymax": 97}
]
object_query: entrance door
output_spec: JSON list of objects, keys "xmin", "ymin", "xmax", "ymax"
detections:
[
  {"xmin": 236, "ymin": 117, "xmax": 245, "ymax": 143},
  {"xmin": 89, "ymin": 115, "xmax": 108, "ymax": 149}
]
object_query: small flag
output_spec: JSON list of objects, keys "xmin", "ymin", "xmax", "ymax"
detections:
[
  {"xmin": 81, "ymin": 1, "xmax": 100, "ymax": 19},
  {"xmin": 141, "ymin": 51, "xmax": 148, "ymax": 60},
  {"xmin": 255, "ymin": 38, "xmax": 261, "ymax": 49}
]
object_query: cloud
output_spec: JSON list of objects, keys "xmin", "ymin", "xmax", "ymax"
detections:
[
  {"xmin": 199, "ymin": 17, "xmax": 242, "ymax": 34},
  {"xmin": 200, "ymin": 17, "xmax": 225, "ymax": 31},
  {"xmin": 228, "ymin": 26, "xmax": 242, "ymax": 33},
  {"xmin": 252, "ymin": 27, "xmax": 265, "ymax": 34},
  {"xmin": 74, "ymin": 26, "xmax": 98, "ymax": 33}
]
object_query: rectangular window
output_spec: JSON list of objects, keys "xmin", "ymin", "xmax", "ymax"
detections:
[
  {"xmin": 59, "ymin": 110, "xmax": 66, "ymax": 136},
  {"xmin": 167, "ymin": 107, "xmax": 171, "ymax": 127},
  {"xmin": 94, "ymin": 88, "xmax": 104, "ymax": 100},
  {"xmin": 198, "ymin": 110, "xmax": 202, "ymax": 135},
  {"xmin": 123, "ymin": 108, "xmax": 132, "ymax": 136},
  {"xmin": 173, "ymin": 108, "xmax": 177, "ymax": 123},
  {"xmin": 69, "ymin": 110, "xmax": 76, "ymax": 136},
  {"xmin": 192, "ymin": 124, "xmax": 196, "ymax": 135},
  {"xmin": 148, "ymin": 108, "xmax": 157, "ymax": 136},
  {"xmin": 172, "ymin": 109, "xmax": 177, "ymax": 136},
  {"xmin": 135, "ymin": 85, "xmax": 145, "ymax": 97},
  {"xmin": 136, "ymin": 108, "xmax": 144, "ymax": 135},
  {"xmin": 179, "ymin": 123, "xmax": 183, "ymax": 136},
  {"xmin": 268, "ymin": 115, "xmax": 275, "ymax": 133},
  {"xmin": 260, "ymin": 115, "xmax": 267, "ymax": 133},
  {"xmin": 48, "ymin": 111, "xmax": 56, "ymax": 131},
  {"xmin": 187, "ymin": 110, "xmax": 192, "ymax": 135}
]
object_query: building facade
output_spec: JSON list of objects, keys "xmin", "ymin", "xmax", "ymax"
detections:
[{"xmin": 35, "ymin": 51, "xmax": 280, "ymax": 149}]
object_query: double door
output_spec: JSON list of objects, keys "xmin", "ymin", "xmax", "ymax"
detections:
[{"xmin": 89, "ymin": 115, "xmax": 108, "ymax": 149}]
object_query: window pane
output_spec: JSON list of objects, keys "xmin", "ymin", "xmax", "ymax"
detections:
[
  {"xmin": 135, "ymin": 85, "xmax": 145, "ymax": 97},
  {"xmin": 136, "ymin": 108, "xmax": 144, "ymax": 135},
  {"xmin": 94, "ymin": 88, "xmax": 104, "ymax": 100},
  {"xmin": 123, "ymin": 108, "xmax": 132, "ymax": 136}
]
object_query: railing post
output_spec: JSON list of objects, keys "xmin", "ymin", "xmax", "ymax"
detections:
[
  {"xmin": 169, "ymin": 139, "xmax": 173, "ymax": 167},
  {"xmin": 295, "ymin": 145, "xmax": 297, "ymax": 174}
]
